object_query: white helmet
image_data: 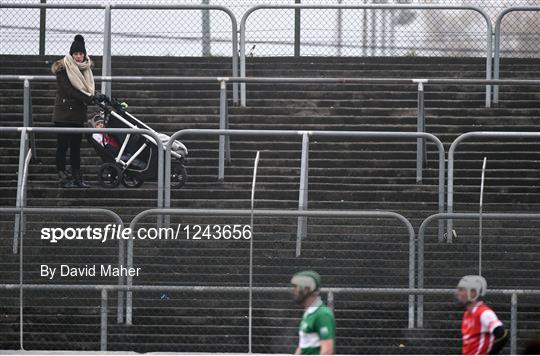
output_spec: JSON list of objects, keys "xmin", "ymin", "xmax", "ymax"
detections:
[{"xmin": 457, "ymin": 275, "xmax": 487, "ymax": 302}]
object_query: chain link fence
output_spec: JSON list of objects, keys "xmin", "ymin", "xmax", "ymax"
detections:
[
  {"xmin": 0, "ymin": 0, "xmax": 235, "ymax": 57},
  {"xmin": 498, "ymin": 9, "xmax": 540, "ymax": 59},
  {"xmin": 1, "ymin": 0, "xmax": 539, "ymax": 57},
  {"xmin": 242, "ymin": 4, "xmax": 491, "ymax": 57}
]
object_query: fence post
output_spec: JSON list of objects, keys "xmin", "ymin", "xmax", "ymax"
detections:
[
  {"xmin": 484, "ymin": 12, "xmax": 492, "ymax": 108},
  {"xmin": 294, "ymin": 0, "xmax": 301, "ymax": 57},
  {"xmin": 13, "ymin": 127, "xmax": 28, "ymax": 254},
  {"xmin": 15, "ymin": 152, "xmax": 33, "ymax": 350},
  {"xmin": 39, "ymin": 0, "xmax": 46, "ymax": 56},
  {"xmin": 362, "ymin": 4, "xmax": 367, "ymax": 57},
  {"xmin": 101, "ymin": 289, "xmax": 108, "ymax": 351},
  {"xmin": 416, "ymin": 80, "xmax": 426, "ymax": 184},
  {"xmin": 248, "ymin": 151, "xmax": 260, "ymax": 354},
  {"xmin": 370, "ymin": 8, "xmax": 376, "ymax": 56},
  {"xmin": 218, "ymin": 79, "xmax": 229, "ymax": 182},
  {"xmin": 493, "ymin": 15, "xmax": 501, "ymax": 105},
  {"xmin": 327, "ymin": 291, "xmax": 334, "ymax": 311},
  {"xmin": 510, "ymin": 293, "xmax": 517, "ymax": 355},
  {"xmin": 117, "ymin": 238, "xmax": 125, "ymax": 324},
  {"xmin": 102, "ymin": 5, "xmax": 112, "ymax": 97},
  {"xmin": 201, "ymin": 0, "xmax": 211, "ymax": 56},
  {"xmin": 296, "ymin": 132, "xmax": 309, "ymax": 256},
  {"xmin": 336, "ymin": 0, "xmax": 343, "ymax": 56},
  {"xmin": 26, "ymin": 83, "xmax": 37, "ymax": 160},
  {"xmin": 22, "ymin": 79, "xmax": 33, "ymax": 158}
]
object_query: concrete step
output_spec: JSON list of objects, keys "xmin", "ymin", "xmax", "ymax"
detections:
[{"xmin": 1, "ymin": 55, "xmax": 540, "ymax": 354}]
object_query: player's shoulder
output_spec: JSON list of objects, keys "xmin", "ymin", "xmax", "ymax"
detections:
[
  {"xmin": 476, "ymin": 302, "xmax": 495, "ymax": 313},
  {"xmin": 474, "ymin": 303, "xmax": 499, "ymax": 320},
  {"xmin": 316, "ymin": 304, "xmax": 335, "ymax": 318}
]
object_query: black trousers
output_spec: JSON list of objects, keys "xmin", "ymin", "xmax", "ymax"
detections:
[{"xmin": 55, "ymin": 123, "xmax": 82, "ymax": 172}]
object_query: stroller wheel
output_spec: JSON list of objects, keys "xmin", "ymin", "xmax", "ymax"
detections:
[
  {"xmin": 170, "ymin": 162, "xmax": 187, "ymax": 189},
  {"xmin": 121, "ymin": 170, "xmax": 143, "ymax": 188},
  {"xmin": 98, "ymin": 163, "xmax": 122, "ymax": 188}
]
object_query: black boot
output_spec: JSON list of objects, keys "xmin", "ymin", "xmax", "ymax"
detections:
[
  {"xmin": 58, "ymin": 170, "xmax": 77, "ymax": 188},
  {"xmin": 72, "ymin": 170, "xmax": 91, "ymax": 188}
]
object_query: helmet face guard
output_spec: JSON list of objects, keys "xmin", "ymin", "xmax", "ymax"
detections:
[{"xmin": 457, "ymin": 275, "xmax": 487, "ymax": 302}]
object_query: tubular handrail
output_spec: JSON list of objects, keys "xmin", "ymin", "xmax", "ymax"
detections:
[
  {"xmin": 446, "ymin": 131, "xmax": 540, "ymax": 239},
  {"xmin": 239, "ymin": 4, "xmax": 493, "ymax": 107},
  {"xmin": 4, "ymin": 75, "xmax": 540, "ymax": 85},
  {"xmin": 0, "ymin": 207, "xmax": 122, "ymax": 228},
  {"xmin": 0, "ymin": 207, "xmax": 123, "ymax": 349},
  {"xmin": 1, "ymin": 126, "xmax": 166, "ymax": 320},
  {"xmin": 492, "ymin": 6, "xmax": 540, "ymax": 104},
  {"xmin": 163, "ymin": 129, "xmax": 446, "ymax": 241},
  {"xmin": 6, "ymin": 75, "xmax": 539, "ymax": 185},
  {"xmin": 126, "ymin": 208, "xmax": 416, "ymax": 332},
  {"xmin": 1, "ymin": 3, "xmax": 105, "ymax": 9},
  {"xmin": 12, "ymin": 147, "xmax": 31, "ymax": 255},
  {"xmin": 4, "ymin": 284, "xmax": 539, "ymax": 295},
  {"xmin": 1, "ymin": 283, "xmax": 536, "ymax": 354},
  {"xmin": 417, "ymin": 212, "xmax": 540, "ymax": 332},
  {"xmin": 0, "ymin": 126, "xmax": 166, "ymax": 215}
]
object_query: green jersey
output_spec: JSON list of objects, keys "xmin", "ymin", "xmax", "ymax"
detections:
[{"xmin": 298, "ymin": 298, "xmax": 336, "ymax": 355}]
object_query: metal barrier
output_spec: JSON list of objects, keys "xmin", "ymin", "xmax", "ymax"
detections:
[
  {"xmin": 127, "ymin": 208, "xmax": 416, "ymax": 336},
  {"xmin": 1, "ymin": 283, "xmax": 536, "ymax": 354},
  {"xmin": 12, "ymin": 147, "xmax": 31, "ymax": 255},
  {"xmin": 0, "ymin": 75, "xmax": 235, "ymax": 168},
  {"xmin": 163, "ymin": 129, "xmax": 446, "ymax": 242},
  {"xmin": 239, "ymin": 4, "xmax": 493, "ymax": 107},
  {"xmin": 446, "ymin": 131, "xmax": 540, "ymax": 239},
  {"xmin": 493, "ymin": 6, "xmax": 540, "ymax": 104},
  {"xmin": 0, "ymin": 126, "xmax": 166, "ymax": 219},
  {"xmin": 0, "ymin": 207, "xmax": 123, "ymax": 349},
  {"xmin": 1, "ymin": 126, "xmax": 166, "ymax": 319},
  {"xmin": 417, "ymin": 212, "xmax": 540, "ymax": 347},
  {"xmin": 4, "ymin": 75, "xmax": 540, "ymax": 186},
  {"xmin": 0, "ymin": 3, "xmax": 239, "ymax": 104},
  {"xmin": 12, "ymin": 79, "xmax": 36, "ymax": 254}
]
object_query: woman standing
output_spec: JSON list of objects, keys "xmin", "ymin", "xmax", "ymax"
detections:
[{"xmin": 51, "ymin": 34, "xmax": 104, "ymax": 188}]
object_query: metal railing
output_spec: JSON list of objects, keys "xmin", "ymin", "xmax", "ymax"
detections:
[
  {"xmin": 0, "ymin": 207, "xmax": 123, "ymax": 349},
  {"xmin": 446, "ymin": 131, "xmax": 540, "ymax": 239},
  {"xmin": 3, "ymin": 4, "xmax": 540, "ymax": 108},
  {"xmin": 1, "ymin": 283, "xmax": 536, "ymax": 354},
  {"xmin": 127, "ymin": 208, "xmax": 416, "ymax": 333},
  {"xmin": 4, "ymin": 74, "xmax": 540, "ymax": 186},
  {"xmin": 0, "ymin": 75, "xmax": 540, "ymax": 189},
  {"xmin": 2, "ymin": 74, "xmax": 449, "ymax": 247},
  {"xmin": 163, "ymin": 129, "xmax": 446, "ymax": 241},
  {"xmin": 0, "ymin": 75, "xmax": 236, "ymax": 171},
  {"xmin": 12, "ymin": 147, "xmax": 31, "ymax": 255},
  {"xmin": 417, "ymin": 211, "xmax": 540, "ymax": 350},
  {"xmin": 4, "ymin": 76, "xmax": 540, "ymax": 237},
  {"xmin": 0, "ymin": 3, "xmax": 240, "ymax": 104},
  {"xmin": 493, "ymin": 6, "xmax": 540, "ymax": 104},
  {"xmin": 1, "ymin": 126, "xmax": 166, "ymax": 320},
  {"xmin": 0, "ymin": 126, "xmax": 166, "ymax": 220},
  {"xmin": 12, "ymin": 79, "xmax": 36, "ymax": 254},
  {"xmin": 239, "ymin": 4, "xmax": 493, "ymax": 107},
  {"xmin": 7, "ymin": 75, "xmax": 540, "ymax": 243}
]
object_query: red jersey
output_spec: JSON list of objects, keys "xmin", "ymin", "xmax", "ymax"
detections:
[{"xmin": 462, "ymin": 301, "xmax": 503, "ymax": 355}]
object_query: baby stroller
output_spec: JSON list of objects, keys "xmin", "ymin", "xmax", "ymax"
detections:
[{"xmin": 87, "ymin": 96, "xmax": 188, "ymax": 189}]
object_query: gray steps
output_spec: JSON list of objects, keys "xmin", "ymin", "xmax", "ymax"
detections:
[{"xmin": 1, "ymin": 55, "xmax": 540, "ymax": 353}]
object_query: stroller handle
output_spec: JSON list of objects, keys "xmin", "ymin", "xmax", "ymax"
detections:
[{"xmin": 94, "ymin": 95, "xmax": 126, "ymax": 113}]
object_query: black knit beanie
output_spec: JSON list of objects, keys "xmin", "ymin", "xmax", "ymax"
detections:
[{"xmin": 69, "ymin": 34, "xmax": 86, "ymax": 55}]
